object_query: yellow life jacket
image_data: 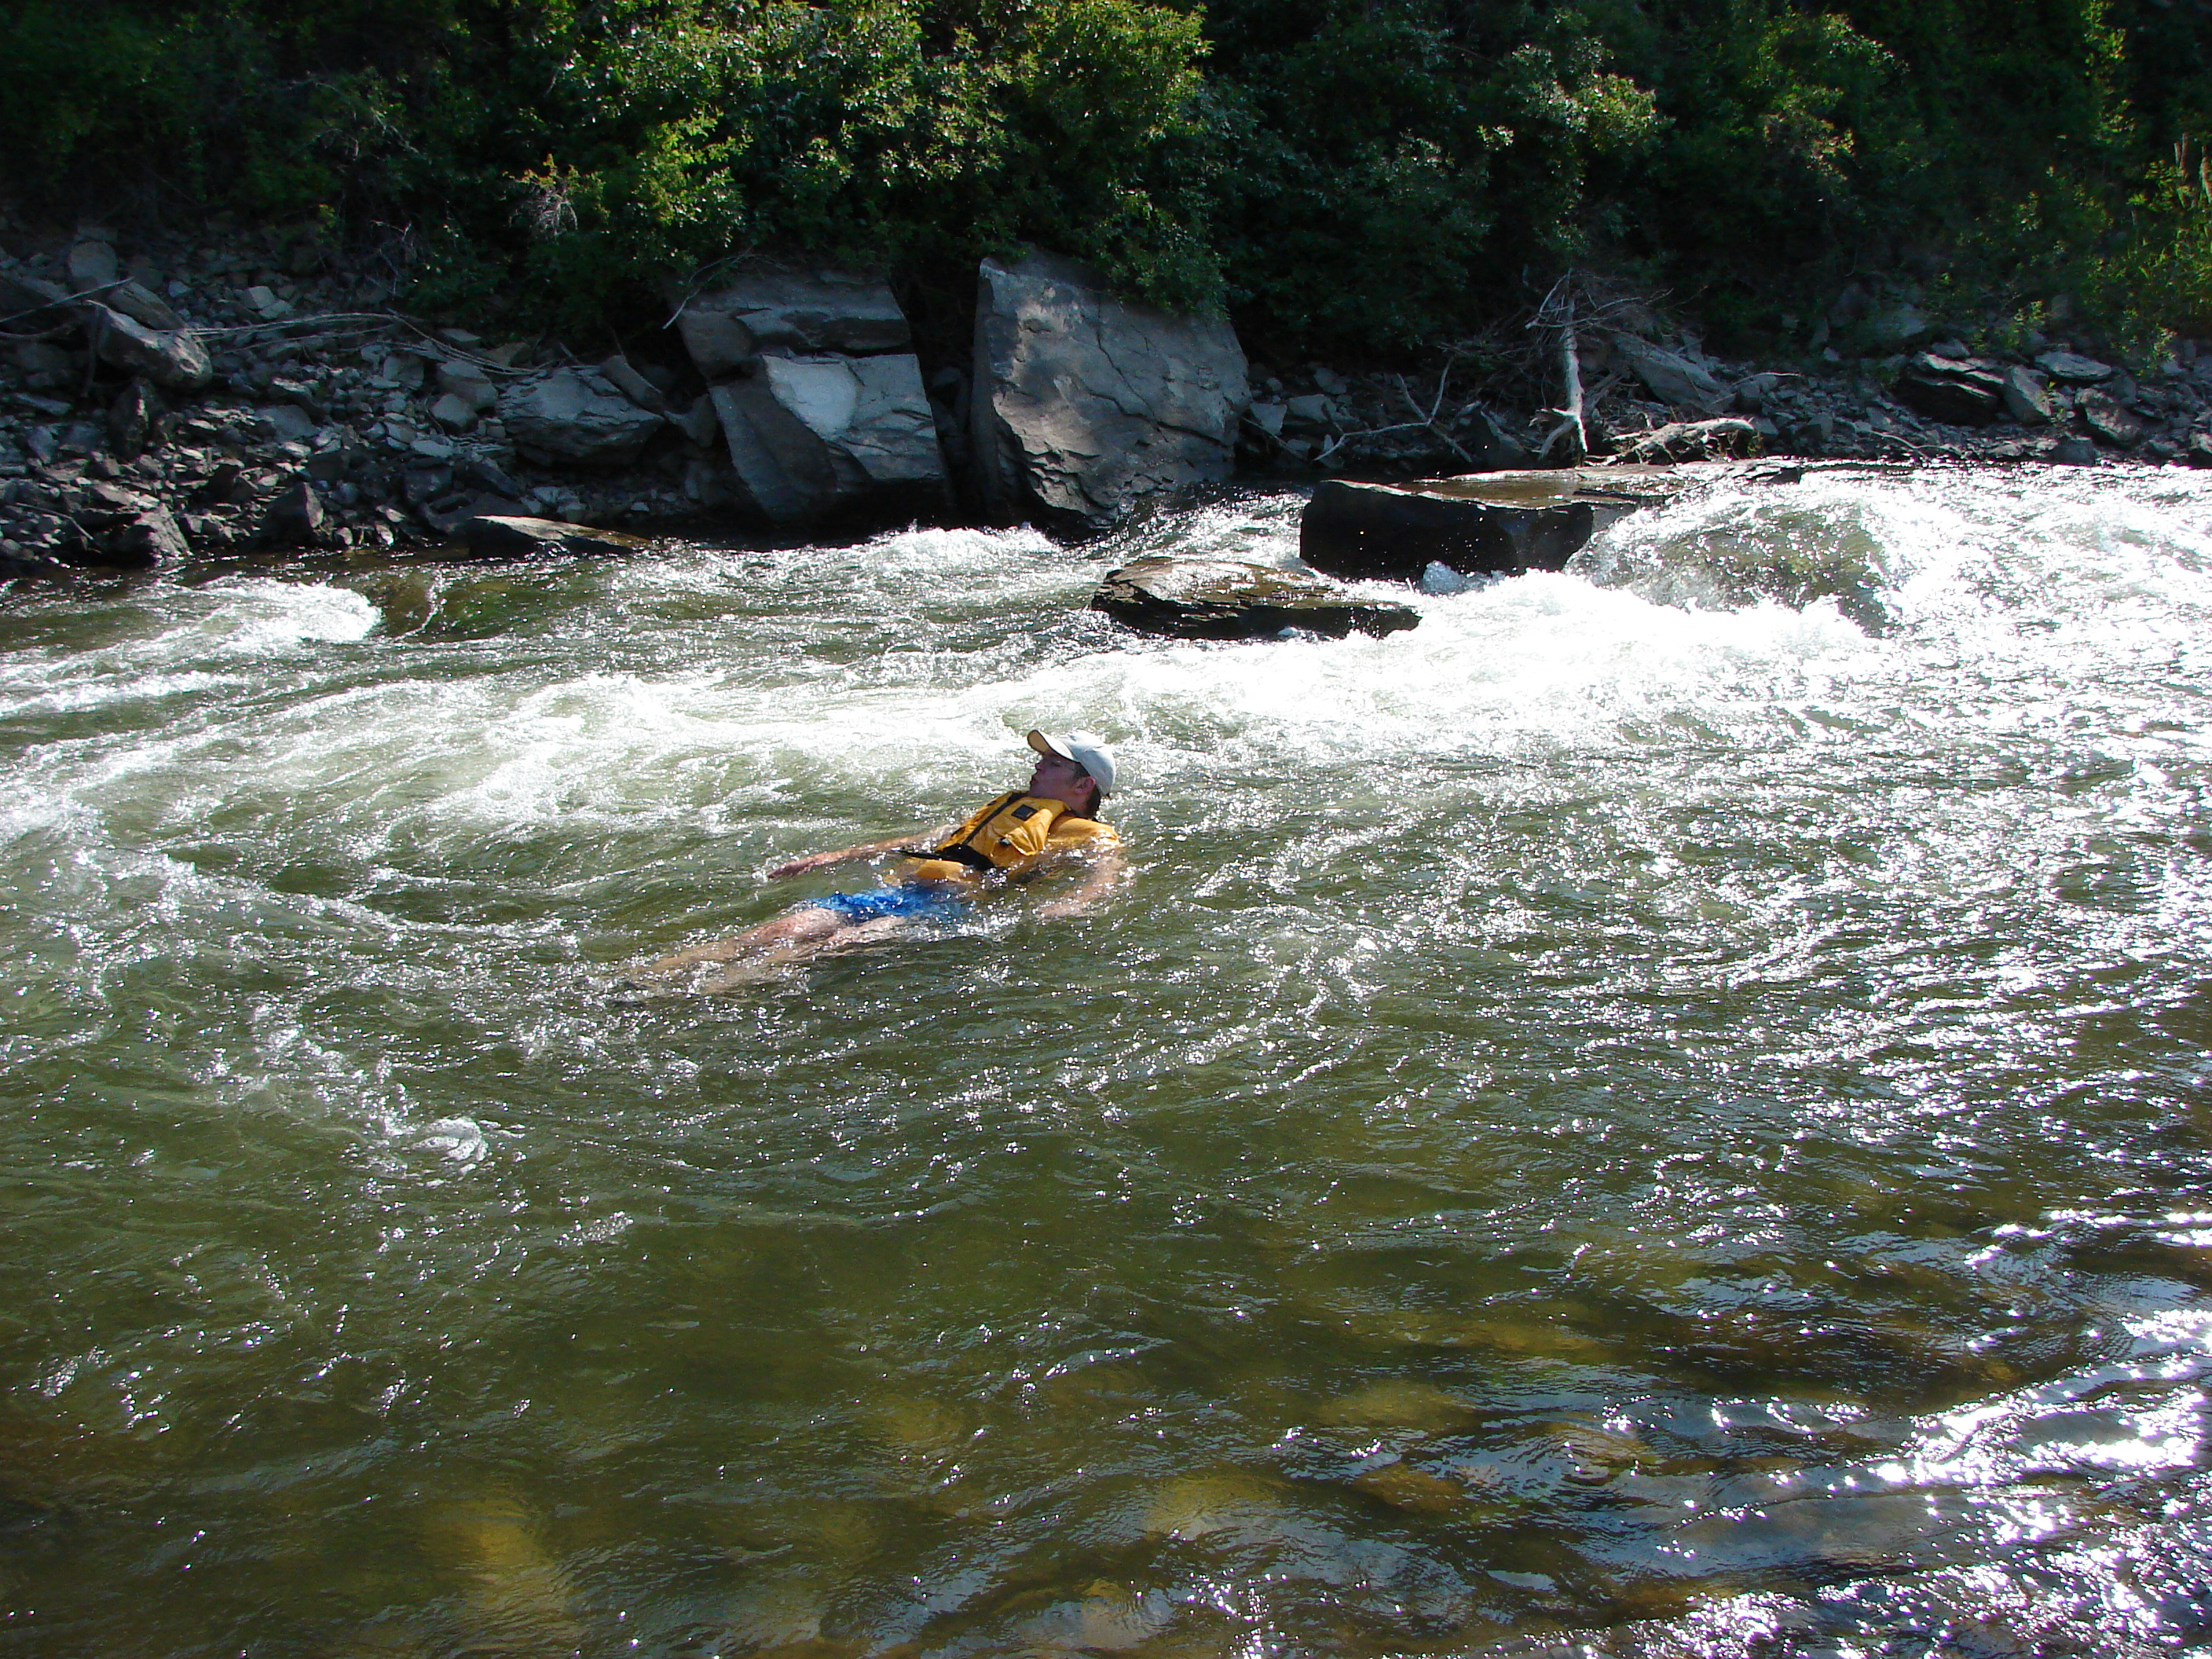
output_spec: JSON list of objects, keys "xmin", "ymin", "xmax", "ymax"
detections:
[{"xmin": 903, "ymin": 793, "xmax": 1093, "ymax": 885}]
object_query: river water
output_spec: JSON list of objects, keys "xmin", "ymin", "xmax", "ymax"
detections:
[{"xmin": 5, "ymin": 464, "xmax": 2212, "ymax": 1657}]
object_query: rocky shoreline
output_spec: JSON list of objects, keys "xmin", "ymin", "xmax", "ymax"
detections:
[{"xmin": 4, "ymin": 222, "xmax": 2210, "ymax": 587}]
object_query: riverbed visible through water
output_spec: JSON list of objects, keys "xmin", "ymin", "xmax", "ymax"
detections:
[{"xmin": 6, "ymin": 465, "xmax": 2212, "ymax": 1656}]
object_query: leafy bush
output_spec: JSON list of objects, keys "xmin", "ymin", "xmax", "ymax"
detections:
[{"xmin": 1, "ymin": 0, "xmax": 2203, "ymax": 355}]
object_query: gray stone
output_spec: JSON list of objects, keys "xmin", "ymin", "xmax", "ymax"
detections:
[
  {"xmin": 1607, "ymin": 417, "xmax": 1763, "ymax": 463},
  {"xmin": 2050, "ymin": 436, "xmax": 2101, "ymax": 465},
  {"xmin": 2185, "ymin": 430, "xmax": 2212, "ymax": 468},
  {"xmin": 1613, "ymin": 336, "xmax": 1727, "ymax": 409},
  {"xmin": 1247, "ymin": 401, "xmax": 1287, "ymax": 440},
  {"xmin": 80, "ymin": 303, "xmax": 214, "ymax": 392},
  {"xmin": 1283, "ymin": 394, "xmax": 1335, "ymax": 431},
  {"xmin": 500, "ymin": 368, "xmax": 665, "ymax": 465},
  {"xmin": 2079, "ymin": 388, "xmax": 2148, "ymax": 448},
  {"xmin": 0, "ymin": 266, "xmax": 68, "ymax": 317},
  {"xmin": 709, "ymin": 352, "xmax": 945, "ymax": 524},
  {"xmin": 1732, "ymin": 372, "xmax": 1785, "ymax": 412},
  {"xmin": 252, "ymin": 404, "xmax": 318, "ymax": 444},
  {"xmin": 2002, "ymin": 365, "xmax": 2056, "ymax": 425},
  {"xmin": 1895, "ymin": 353, "xmax": 2005, "ymax": 424},
  {"xmin": 108, "ymin": 380, "xmax": 160, "ymax": 460},
  {"xmin": 66, "ymin": 238, "xmax": 119, "ymax": 293},
  {"xmin": 430, "ymin": 393, "xmax": 479, "ymax": 433},
  {"xmin": 106, "ymin": 279, "xmax": 183, "ymax": 332},
  {"xmin": 0, "ymin": 542, "xmax": 71, "ymax": 580},
  {"xmin": 269, "ymin": 376, "xmax": 326, "ymax": 421},
  {"xmin": 596, "ymin": 354, "xmax": 666, "ymax": 412},
  {"xmin": 2037, "ymin": 350, "xmax": 2115, "ymax": 385},
  {"xmin": 9, "ymin": 340, "xmax": 74, "ymax": 386},
  {"xmin": 971, "ymin": 253, "xmax": 1247, "ymax": 526},
  {"xmin": 1300, "ymin": 471, "xmax": 1684, "ymax": 584},
  {"xmin": 460, "ymin": 515, "xmax": 646, "ymax": 558},
  {"xmin": 1093, "ymin": 555, "xmax": 1419, "ymax": 641},
  {"xmin": 436, "ymin": 360, "xmax": 499, "ymax": 412},
  {"xmin": 106, "ymin": 506, "xmax": 189, "ymax": 567},
  {"xmin": 677, "ymin": 394, "xmax": 720, "ymax": 448},
  {"xmin": 1865, "ymin": 302, "xmax": 1932, "ymax": 351},
  {"xmin": 261, "ymin": 478, "xmax": 324, "ymax": 545},
  {"xmin": 676, "ymin": 272, "xmax": 910, "ymax": 379}
]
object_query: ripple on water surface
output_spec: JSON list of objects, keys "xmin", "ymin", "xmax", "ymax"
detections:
[{"xmin": 4, "ymin": 468, "xmax": 2212, "ymax": 1655}]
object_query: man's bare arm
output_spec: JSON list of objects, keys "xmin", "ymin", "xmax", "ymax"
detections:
[
  {"xmin": 764, "ymin": 826, "xmax": 953, "ymax": 881},
  {"xmin": 1035, "ymin": 841, "xmax": 1126, "ymax": 920}
]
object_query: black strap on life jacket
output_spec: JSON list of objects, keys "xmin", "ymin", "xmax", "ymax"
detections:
[{"xmin": 899, "ymin": 792, "xmax": 1022, "ymax": 873}]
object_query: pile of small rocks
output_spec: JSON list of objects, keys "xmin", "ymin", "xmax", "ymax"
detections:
[{"xmin": 0, "ymin": 223, "xmax": 734, "ymax": 580}]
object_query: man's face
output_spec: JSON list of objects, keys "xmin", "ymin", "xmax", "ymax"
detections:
[{"xmin": 1028, "ymin": 752, "xmax": 1093, "ymax": 801}]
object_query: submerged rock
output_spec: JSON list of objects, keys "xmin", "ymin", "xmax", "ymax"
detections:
[
  {"xmin": 1300, "ymin": 470, "xmax": 1679, "ymax": 584},
  {"xmin": 460, "ymin": 515, "xmax": 646, "ymax": 558},
  {"xmin": 1093, "ymin": 554, "xmax": 1418, "ymax": 640},
  {"xmin": 971, "ymin": 252, "xmax": 1247, "ymax": 528}
]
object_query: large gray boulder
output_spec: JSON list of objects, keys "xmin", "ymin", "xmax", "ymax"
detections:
[
  {"xmin": 674, "ymin": 268, "xmax": 949, "ymax": 525},
  {"xmin": 676, "ymin": 272, "xmax": 911, "ymax": 380},
  {"xmin": 971, "ymin": 254, "xmax": 1247, "ymax": 528},
  {"xmin": 709, "ymin": 353, "xmax": 944, "ymax": 524},
  {"xmin": 500, "ymin": 368, "xmax": 665, "ymax": 465}
]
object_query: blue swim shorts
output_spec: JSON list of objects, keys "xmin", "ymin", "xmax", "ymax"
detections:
[{"xmin": 803, "ymin": 884, "xmax": 966, "ymax": 925}]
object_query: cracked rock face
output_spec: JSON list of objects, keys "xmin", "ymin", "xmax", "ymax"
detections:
[
  {"xmin": 499, "ymin": 368, "xmax": 665, "ymax": 466},
  {"xmin": 676, "ymin": 272, "xmax": 913, "ymax": 379},
  {"xmin": 675, "ymin": 271, "xmax": 947, "ymax": 526},
  {"xmin": 709, "ymin": 352, "xmax": 944, "ymax": 525},
  {"xmin": 970, "ymin": 254, "xmax": 1248, "ymax": 528}
]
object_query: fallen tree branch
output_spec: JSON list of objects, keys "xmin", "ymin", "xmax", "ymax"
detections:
[{"xmin": 1529, "ymin": 275, "xmax": 1587, "ymax": 464}]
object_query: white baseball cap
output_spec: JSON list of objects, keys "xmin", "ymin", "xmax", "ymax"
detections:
[{"xmin": 1027, "ymin": 729, "xmax": 1117, "ymax": 796}]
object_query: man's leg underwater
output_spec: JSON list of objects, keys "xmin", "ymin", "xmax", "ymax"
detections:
[
  {"xmin": 622, "ymin": 906, "xmax": 917, "ymax": 992},
  {"xmin": 623, "ymin": 905, "xmax": 853, "ymax": 988}
]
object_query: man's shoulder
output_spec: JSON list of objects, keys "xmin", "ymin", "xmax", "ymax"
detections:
[{"xmin": 1049, "ymin": 815, "xmax": 1119, "ymax": 848}]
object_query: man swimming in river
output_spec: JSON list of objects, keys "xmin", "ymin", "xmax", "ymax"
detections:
[{"xmin": 624, "ymin": 731, "xmax": 1123, "ymax": 993}]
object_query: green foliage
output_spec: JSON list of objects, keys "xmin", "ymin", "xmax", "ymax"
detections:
[{"xmin": 1, "ymin": 0, "xmax": 2205, "ymax": 356}]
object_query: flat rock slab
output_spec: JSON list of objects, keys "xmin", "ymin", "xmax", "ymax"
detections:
[
  {"xmin": 460, "ymin": 515, "xmax": 646, "ymax": 558},
  {"xmin": 1093, "ymin": 555, "xmax": 1418, "ymax": 640},
  {"xmin": 1300, "ymin": 470, "xmax": 1686, "ymax": 584}
]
